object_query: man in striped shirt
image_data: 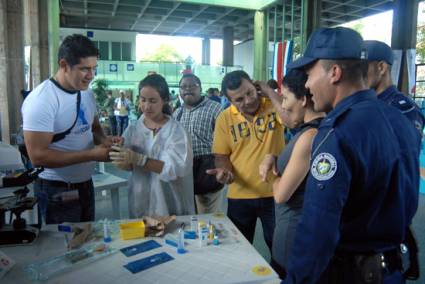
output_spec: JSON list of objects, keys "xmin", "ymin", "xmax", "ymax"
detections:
[{"xmin": 174, "ymin": 74, "xmax": 223, "ymax": 213}]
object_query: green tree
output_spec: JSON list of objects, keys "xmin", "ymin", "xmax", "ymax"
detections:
[
  {"xmin": 416, "ymin": 25, "xmax": 425, "ymax": 63},
  {"xmin": 141, "ymin": 43, "xmax": 184, "ymax": 62},
  {"xmin": 350, "ymin": 22, "xmax": 365, "ymax": 35},
  {"xmin": 91, "ymin": 78, "xmax": 109, "ymax": 107},
  {"xmin": 292, "ymin": 36, "xmax": 302, "ymax": 58},
  {"xmin": 416, "ymin": 3, "xmax": 425, "ymax": 63}
]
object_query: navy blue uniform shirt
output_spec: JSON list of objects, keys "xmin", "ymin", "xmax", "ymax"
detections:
[
  {"xmin": 282, "ymin": 89, "xmax": 420, "ymax": 284},
  {"xmin": 378, "ymin": 85, "xmax": 425, "ymax": 138}
]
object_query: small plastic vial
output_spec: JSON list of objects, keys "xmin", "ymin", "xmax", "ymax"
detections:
[
  {"xmin": 208, "ymin": 224, "xmax": 215, "ymax": 240},
  {"xmin": 190, "ymin": 216, "xmax": 198, "ymax": 232},
  {"xmin": 213, "ymin": 234, "xmax": 219, "ymax": 246},
  {"xmin": 199, "ymin": 227, "xmax": 208, "ymax": 247},
  {"xmin": 177, "ymin": 228, "xmax": 186, "ymax": 254},
  {"xmin": 197, "ymin": 222, "xmax": 204, "ymax": 237},
  {"xmin": 103, "ymin": 219, "xmax": 112, "ymax": 243}
]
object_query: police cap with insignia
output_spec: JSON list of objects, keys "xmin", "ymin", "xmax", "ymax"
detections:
[
  {"xmin": 288, "ymin": 27, "xmax": 365, "ymax": 70},
  {"xmin": 363, "ymin": 40, "xmax": 394, "ymax": 65}
]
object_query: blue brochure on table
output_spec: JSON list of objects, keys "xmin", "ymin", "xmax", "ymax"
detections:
[
  {"xmin": 124, "ymin": 252, "xmax": 174, "ymax": 274},
  {"xmin": 120, "ymin": 240, "xmax": 161, "ymax": 257}
]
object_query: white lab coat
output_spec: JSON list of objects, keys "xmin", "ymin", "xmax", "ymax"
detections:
[{"xmin": 122, "ymin": 115, "xmax": 195, "ymax": 217}]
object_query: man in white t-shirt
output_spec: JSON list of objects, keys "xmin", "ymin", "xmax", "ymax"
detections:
[{"xmin": 21, "ymin": 34, "xmax": 122, "ymax": 224}]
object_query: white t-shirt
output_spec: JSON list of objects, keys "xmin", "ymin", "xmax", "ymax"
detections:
[
  {"xmin": 114, "ymin": 97, "xmax": 129, "ymax": 116},
  {"xmin": 21, "ymin": 79, "xmax": 97, "ymax": 182}
]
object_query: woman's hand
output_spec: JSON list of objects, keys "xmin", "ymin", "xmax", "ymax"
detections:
[{"xmin": 259, "ymin": 154, "xmax": 278, "ymax": 182}]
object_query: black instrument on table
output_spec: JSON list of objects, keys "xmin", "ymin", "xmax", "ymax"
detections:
[{"xmin": 0, "ymin": 167, "xmax": 43, "ymax": 246}]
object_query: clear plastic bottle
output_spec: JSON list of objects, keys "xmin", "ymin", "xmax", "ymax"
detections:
[
  {"xmin": 190, "ymin": 216, "xmax": 198, "ymax": 232},
  {"xmin": 199, "ymin": 227, "xmax": 208, "ymax": 247},
  {"xmin": 103, "ymin": 219, "xmax": 111, "ymax": 243},
  {"xmin": 177, "ymin": 228, "xmax": 185, "ymax": 254}
]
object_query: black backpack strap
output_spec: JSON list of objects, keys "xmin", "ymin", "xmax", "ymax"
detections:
[{"xmin": 51, "ymin": 91, "xmax": 81, "ymax": 143}]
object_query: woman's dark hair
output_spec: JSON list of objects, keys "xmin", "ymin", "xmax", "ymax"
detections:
[
  {"xmin": 282, "ymin": 69, "xmax": 310, "ymax": 99},
  {"xmin": 58, "ymin": 34, "xmax": 99, "ymax": 67},
  {"xmin": 138, "ymin": 74, "xmax": 172, "ymax": 115},
  {"xmin": 267, "ymin": 79, "xmax": 279, "ymax": 90}
]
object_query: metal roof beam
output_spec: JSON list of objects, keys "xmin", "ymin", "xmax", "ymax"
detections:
[
  {"xmin": 322, "ymin": 0, "xmax": 389, "ymax": 12},
  {"xmin": 130, "ymin": 0, "xmax": 152, "ymax": 30},
  {"xmin": 171, "ymin": 5, "xmax": 208, "ymax": 35},
  {"xmin": 151, "ymin": 2, "xmax": 181, "ymax": 33},
  {"xmin": 109, "ymin": 0, "xmax": 120, "ymax": 28},
  {"xmin": 84, "ymin": 0, "xmax": 88, "ymax": 28},
  {"xmin": 330, "ymin": 0, "xmax": 392, "ymax": 20},
  {"xmin": 191, "ymin": 8, "xmax": 235, "ymax": 37}
]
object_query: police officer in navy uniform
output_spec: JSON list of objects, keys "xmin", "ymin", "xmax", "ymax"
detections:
[
  {"xmin": 365, "ymin": 40, "xmax": 425, "ymax": 136},
  {"xmin": 365, "ymin": 40, "xmax": 423, "ymax": 281},
  {"xmin": 282, "ymin": 27, "xmax": 420, "ymax": 283}
]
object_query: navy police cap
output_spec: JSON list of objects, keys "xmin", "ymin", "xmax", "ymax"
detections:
[
  {"xmin": 288, "ymin": 27, "xmax": 365, "ymax": 69},
  {"xmin": 363, "ymin": 40, "xmax": 393, "ymax": 65}
]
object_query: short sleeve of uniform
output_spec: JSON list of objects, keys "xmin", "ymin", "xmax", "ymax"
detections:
[
  {"xmin": 284, "ymin": 129, "xmax": 352, "ymax": 284},
  {"xmin": 22, "ymin": 86, "xmax": 57, "ymax": 132},
  {"xmin": 386, "ymin": 91, "xmax": 425, "ymax": 137},
  {"xmin": 212, "ymin": 111, "xmax": 232, "ymax": 155}
]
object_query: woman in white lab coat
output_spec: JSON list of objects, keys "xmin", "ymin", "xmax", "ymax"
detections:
[{"xmin": 110, "ymin": 74, "xmax": 194, "ymax": 217}]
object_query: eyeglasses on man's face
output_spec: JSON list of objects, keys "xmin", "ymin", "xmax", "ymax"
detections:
[{"xmin": 179, "ymin": 83, "xmax": 200, "ymax": 90}]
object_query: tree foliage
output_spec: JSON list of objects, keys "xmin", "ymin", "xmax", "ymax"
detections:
[
  {"xmin": 417, "ymin": 25, "xmax": 425, "ymax": 63},
  {"xmin": 141, "ymin": 43, "xmax": 184, "ymax": 62},
  {"xmin": 91, "ymin": 78, "xmax": 109, "ymax": 107},
  {"xmin": 350, "ymin": 22, "xmax": 365, "ymax": 35}
]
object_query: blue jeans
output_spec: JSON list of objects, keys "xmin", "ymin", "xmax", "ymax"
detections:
[
  {"xmin": 34, "ymin": 178, "xmax": 95, "ymax": 224},
  {"xmin": 116, "ymin": 115, "xmax": 128, "ymax": 136},
  {"xmin": 109, "ymin": 115, "xmax": 117, "ymax": 136},
  {"xmin": 227, "ymin": 197, "xmax": 275, "ymax": 251}
]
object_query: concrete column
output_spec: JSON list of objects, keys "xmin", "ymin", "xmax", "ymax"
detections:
[
  {"xmin": 0, "ymin": 0, "xmax": 25, "ymax": 143},
  {"xmin": 222, "ymin": 26, "xmax": 234, "ymax": 66},
  {"xmin": 391, "ymin": 0, "xmax": 418, "ymax": 95},
  {"xmin": 23, "ymin": 0, "xmax": 44, "ymax": 89},
  {"xmin": 48, "ymin": 0, "xmax": 59, "ymax": 76},
  {"xmin": 202, "ymin": 37, "xmax": 210, "ymax": 65},
  {"xmin": 253, "ymin": 10, "xmax": 268, "ymax": 81},
  {"xmin": 38, "ymin": 0, "xmax": 50, "ymax": 81},
  {"xmin": 301, "ymin": 0, "xmax": 321, "ymax": 52},
  {"xmin": 0, "ymin": 0, "xmax": 7, "ymax": 142}
]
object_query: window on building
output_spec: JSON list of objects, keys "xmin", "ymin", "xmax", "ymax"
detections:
[
  {"xmin": 94, "ymin": 41, "xmax": 132, "ymax": 61},
  {"xmin": 111, "ymin": 42, "xmax": 121, "ymax": 61},
  {"xmin": 122, "ymin": 42, "xmax": 132, "ymax": 61},
  {"xmin": 98, "ymin": 41, "xmax": 109, "ymax": 60}
]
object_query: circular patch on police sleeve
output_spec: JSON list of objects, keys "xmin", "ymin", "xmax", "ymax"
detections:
[
  {"xmin": 414, "ymin": 120, "xmax": 422, "ymax": 132},
  {"xmin": 311, "ymin": 153, "xmax": 337, "ymax": 181}
]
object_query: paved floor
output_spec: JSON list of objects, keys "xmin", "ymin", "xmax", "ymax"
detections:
[{"xmin": 96, "ymin": 163, "xmax": 425, "ymax": 283}]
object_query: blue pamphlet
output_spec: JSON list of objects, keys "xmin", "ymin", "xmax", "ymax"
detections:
[
  {"xmin": 165, "ymin": 238, "xmax": 178, "ymax": 248},
  {"xmin": 124, "ymin": 252, "xmax": 174, "ymax": 274},
  {"xmin": 57, "ymin": 224, "xmax": 72, "ymax": 232},
  {"xmin": 120, "ymin": 240, "xmax": 161, "ymax": 257}
]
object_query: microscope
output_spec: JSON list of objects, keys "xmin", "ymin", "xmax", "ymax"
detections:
[{"xmin": 0, "ymin": 142, "xmax": 43, "ymax": 246}]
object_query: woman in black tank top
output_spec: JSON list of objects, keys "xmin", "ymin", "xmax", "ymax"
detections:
[{"xmin": 261, "ymin": 69, "xmax": 325, "ymax": 279}]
